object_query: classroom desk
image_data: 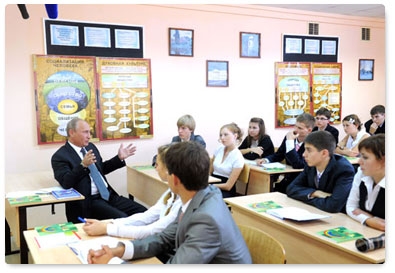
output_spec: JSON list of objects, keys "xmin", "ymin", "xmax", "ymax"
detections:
[
  {"xmin": 5, "ymin": 171, "xmax": 85, "ymax": 264},
  {"xmin": 237, "ymin": 162, "xmax": 303, "ymax": 195},
  {"xmin": 127, "ymin": 165, "xmax": 220, "ymax": 206},
  {"xmin": 224, "ymin": 192, "xmax": 385, "ymax": 264},
  {"xmin": 23, "ymin": 223, "xmax": 162, "ymax": 264}
]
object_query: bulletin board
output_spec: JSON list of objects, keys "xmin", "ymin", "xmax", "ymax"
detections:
[
  {"xmin": 44, "ymin": 19, "xmax": 144, "ymax": 58},
  {"xmin": 275, "ymin": 62, "xmax": 311, "ymax": 127},
  {"xmin": 33, "ymin": 55, "xmax": 153, "ymax": 145},
  {"xmin": 275, "ymin": 62, "xmax": 342, "ymax": 128},
  {"xmin": 283, "ymin": 34, "xmax": 338, "ymax": 62}
]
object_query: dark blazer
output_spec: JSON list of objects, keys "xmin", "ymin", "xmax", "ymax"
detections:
[
  {"xmin": 171, "ymin": 133, "xmax": 206, "ymax": 148},
  {"xmin": 364, "ymin": 120, "xmax": 385, "ymax": 135},
  {"xmin": 313, "ymin": 124, "xmax": 339, "ymax": 144},
  {"xmin": 131, "ymin": 185, "xmax": 252, "ymax": 264},
  {"xmin": 51, "ymin": 142, "xmax": 125, "ymax": 222},
  {"xmin": 239, "ymin": 135, "xmax": 275, "ymax": 160},
  {"xmin": 265, "ymin": 136, "xmax": 306, "ymax": 169},
  {"xmin": 286, "ymin": 155, "xmax": 355, "ymax": 213}
]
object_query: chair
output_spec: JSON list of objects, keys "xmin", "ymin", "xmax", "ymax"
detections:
[
  {"xmin": 238, "ymin": 224, "xmax": 286, "ymax": 264},
  {"xmin": 237, "ymin": 163, "xmax": 250, "ymax": 195}
]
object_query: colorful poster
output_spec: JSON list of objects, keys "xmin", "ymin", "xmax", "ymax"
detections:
[
  {"xmin": 275, "ymin": 62, "xmax": 311, "ymax": 127},
  {"xmin": 33, "ymin": 55, "xmax": 98, "ymax": 144},
  {"xmin": 311, "ymin": 63, "xmax": 342, "ymax": 124},
  {"xmin": 96, "ymin": 58, "xmax": 153, "ymax": 140}
]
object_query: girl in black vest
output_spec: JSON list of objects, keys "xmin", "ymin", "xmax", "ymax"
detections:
[{"xmin": 346, "ymin": 134, "xmax": 385, "ymax": 231}]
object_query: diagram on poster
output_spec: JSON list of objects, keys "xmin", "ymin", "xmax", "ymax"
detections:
[
  {"xmin": 96, "ymin": 58, "xmax": 153, "ymax": 140},
  {"xmin": 33, "ymin": 55, "xmax": 98, "ymax": 144}
]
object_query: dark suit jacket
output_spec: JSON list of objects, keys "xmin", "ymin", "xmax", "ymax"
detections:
[
  {"xmin": 364, "ymin": 120, "xmax": 385, "ymax": 135},
  {"xmin": 131, "ymin": 185, "xmax": 252, "ymax": 264},
  {"xmin": 51, "ymin": 142, "xmax": 125, "ymax": 222},
  {"xmin": 286, "ymin": 155, "xmax": 355, "ymax": 213},
  {"xmin": 313, "ymin": 124, "xmax": 339, "ymax": 144},
  {"xmin": 265, "ymin": 136, "xmax": 306, "ymax": 169},
  {"xmin": 171, "ymin": 133, "xmax": 206, "ymax": 148}
]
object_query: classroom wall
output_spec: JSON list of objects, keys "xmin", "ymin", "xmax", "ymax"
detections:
[{"xmin": 3, "ymin": 4, "xmax": 385, "ymax": 226}]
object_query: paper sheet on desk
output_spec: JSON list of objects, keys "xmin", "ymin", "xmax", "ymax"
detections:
[
  {"xmin": 261, "ymin": 162, "xmax": 286, "ymax": 170},
  {"xmin": 266, "ymin": 207, "xmax": 330, "ymax": 221},
  {"xmin": 68, "ymin": 236, "xmax": 120, "ymax": 264}
]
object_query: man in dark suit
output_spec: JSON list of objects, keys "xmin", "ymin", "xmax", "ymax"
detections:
[
  {"xmin": 312, "ymin": 107, "xmax": 339, "ymax": 144},
  {"xmin": 51, "ymin": 117, "xmax": 146, "ymax": 223},
  {"xmin": 87, "ymin": 141, "xmax": 252, "ymax": 264},
  {"xmin": 258, "ymin": 113, "xmax": 316, "ymax": 193},
  {"xmin": 364, "ymin": 104, "xmax": 385, "ymax": 135},
  {"xmin": 286, "ymin": 131, "xmax": 355, "ymax": 213}
]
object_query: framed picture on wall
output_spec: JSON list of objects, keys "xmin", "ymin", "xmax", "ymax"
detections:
[
  {"xmin": 169, "ymin": 28, "xmax": 194, "ymax": 57},
  {"xmin": 206, "ymin": 60, "xmax": 229, "ymax": 87},
  {"xmin": 240, "ymin": 32, "xmax": 260, "ymax": 58},
  {"xmin": 358, "ymin": 59, "xmax": 374, "ymax": 81}
]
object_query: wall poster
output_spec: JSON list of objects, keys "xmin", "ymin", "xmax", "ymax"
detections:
[
  {"xmin": 33, "ymin": 55, "xmax": 98, "ymax": 144},
  {"xmin": 275, "ymin": 62, "xmax": 311, "ymax": 127},
  {"xmin": 275, "ymin": 62, "xmax": 342, "ymax": 128},
  {"xmin": 311, "ymin": 63, "xmax": 342, "ymax": 124},
  {"xmin": 33, "ymin": 55, "xmax": 153, "ymax": 145},
  {"xmin": 96, "ymin": 58, "xmax": 153, "ymax": 140}
]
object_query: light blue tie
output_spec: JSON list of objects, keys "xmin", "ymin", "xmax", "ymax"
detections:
[{"xmin": 81, "ymin": 148, "xmax": 110, "ymax": 201}]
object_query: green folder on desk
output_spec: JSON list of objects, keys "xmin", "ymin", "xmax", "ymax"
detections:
[
  {"xmin": 248, "ymin": 200, "xmax": 283, "ymax": 212},
  {"xmin": 133, "ymin": 165, "xmax": 154, "ymax": 170},
  {"xmin": 8, "ymin": 195, "xmax": 41, "ymax": 205},
  {"xmin": 318, "ymin": 226, "xmax": 363, "ymax": 243}
]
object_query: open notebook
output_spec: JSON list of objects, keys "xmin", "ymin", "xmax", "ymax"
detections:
[{"xmin": 266, "ymin": 207, "xmax": 330, "ymax": 221}]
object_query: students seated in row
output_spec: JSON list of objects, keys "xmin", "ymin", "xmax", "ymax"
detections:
[
  {"xmin": 238, "ymin": 117, "xmax": 275, "ymax": 160},
  {"xmin": 312, "ymin": 107, "xmax": 339, "ymax": 144},
  {"xmin": 364, "ymin": 104, "xmax": 385, "ymax": 135},
  {"xmin": 88, "ymin": 141, "xmax": 252, "ymax": 264},
  {"xmin": 335, "ymin": 114, "xmax": 370, "ymax": 157},
  {"xmin": 257, "ymin": 113, "xmax": 316, "ymax": 193},
  {"xmin": 51, "ymin": 117, "xmax": 147, "ymax": 224},
  {"xmin": 346, "ymin": 134, "xmax": 385, "ymax": 231},
  {"xmin": 286, "ymin": 131, "xmax": 355, "ymax": 213},
  {"xmin": 152, "ymin": 114, "xmax": 205, "ymax": 166},
  {"xmin": 210, "ymin": 123, "xmax": 244, "ymax": 198},
  {"xmin": 82, "ymin": 144, "xmax": 181, "ymax": 239}
]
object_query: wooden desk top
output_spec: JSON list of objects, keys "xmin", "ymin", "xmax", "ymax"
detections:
[
  {"xmin": 23, "ymin": 223, "xmax": 162, "ymax": 264},
  {"xmin": 130, "ymin": 165, "xmax": 221, "ymax": 183},
  {"xmin": 224, "ymin": 192, "xmax": 385, "ymax": 264}
]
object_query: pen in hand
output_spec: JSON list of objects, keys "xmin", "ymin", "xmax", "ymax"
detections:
[{"xmin": 78, "ymin": 217, "xmax": 86, "ymax": 223}]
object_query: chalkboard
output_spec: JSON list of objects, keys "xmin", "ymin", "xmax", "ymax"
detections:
[{"xmin": 44, "ymin": 19, "xmax": 144, "ymax": 58}]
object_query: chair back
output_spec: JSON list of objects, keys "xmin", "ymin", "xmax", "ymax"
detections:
[
  {"xmin": 237, "ymin": 163, "xmax": 250, "ymax": 195},
  {"xmin": 238, "ymin": 224, "xmax": 286, "ymax": 264}
]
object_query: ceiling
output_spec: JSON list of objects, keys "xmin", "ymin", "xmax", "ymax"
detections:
[{"xmin": 260, "ymin": 4, "xmax": 385, "ymax": 19}]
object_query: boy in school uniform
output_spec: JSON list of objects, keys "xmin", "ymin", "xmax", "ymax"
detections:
[{"xmin": 286, "ymin": 131, "xmax": 355, "ymax": 213}]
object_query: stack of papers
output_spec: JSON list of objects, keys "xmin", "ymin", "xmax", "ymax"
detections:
[{"xmin": 266, "ymin": 207, "xmax": 330, "ymax": 221}]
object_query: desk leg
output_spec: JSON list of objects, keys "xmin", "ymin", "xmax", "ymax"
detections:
[{"xmin": 19, "ymin": 207, "xmax": 28, "ymax": 264}]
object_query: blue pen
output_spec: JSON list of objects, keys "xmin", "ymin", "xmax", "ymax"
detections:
[{"xmin": 78, "ymin": 217, "xmax": 86, "ymax": 223}]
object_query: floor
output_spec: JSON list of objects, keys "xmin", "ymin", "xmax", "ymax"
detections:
[{"xmin": 5, "ymin": 236, "xmax": 33, "ymax": 264}]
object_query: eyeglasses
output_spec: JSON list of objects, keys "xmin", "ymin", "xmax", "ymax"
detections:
[{"xmin": 315, "ymin": 117, "xmax": 328, "ymax": 121}]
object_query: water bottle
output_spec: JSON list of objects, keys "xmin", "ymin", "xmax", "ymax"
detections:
[{"xmin": 355, "ymin": 233, "xmax": 385, "ymax": 252}]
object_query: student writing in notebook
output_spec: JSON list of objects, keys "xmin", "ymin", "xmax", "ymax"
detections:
[{"xmin": 82, "ymin": 144, "xmax": 181, "ymax": 239}]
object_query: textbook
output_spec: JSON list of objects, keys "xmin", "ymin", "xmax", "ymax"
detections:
[
  {"xmin": 8, "ymin": 195, "xmax": 41, "ymax": 205},
  {"xmin": 318, "ymin": 226, "xmax": 364, "ymax": 243},
  {"xmin": 248, "ymin": 200, "xmax": 283, "ymax": 212},
  {"xmin": 35, "ymin": 222, "xmax": 78, "ymax": 235},
  {"xmin": 52, "ymin": 188, "xmax": 82, "ymax": 199},
  {"xmin": 68, "ymin": 236, "xmax": 120, "ymax": 264},
  {"xmin": 261, "ymin": 162, "xmax": 286, "ymax": 171},
  {"xmin": 266, "ymin": 207, "xmax": 331, "ymax": 221}
]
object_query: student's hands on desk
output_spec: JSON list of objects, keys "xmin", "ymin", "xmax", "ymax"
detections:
[
  {"xmin": 88, "ymin": 243, "xmax": 125, "ymax": 264},
  {"xmin": 310, "ymin": 190, "xmax": 332, "ymax": 199},
  {"xmin": 83, "ymin": 219, "xmax": 108, "ymax": 236}
]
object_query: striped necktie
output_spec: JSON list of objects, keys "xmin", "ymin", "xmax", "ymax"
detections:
[{"xmin": 81, "ymin": 148, "xmax": 110, "ymax": 201}]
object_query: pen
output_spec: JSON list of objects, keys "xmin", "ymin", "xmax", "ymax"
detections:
[{"xmin": 78, "ymin": 217, "xmax": 86, "ymax": 223}]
